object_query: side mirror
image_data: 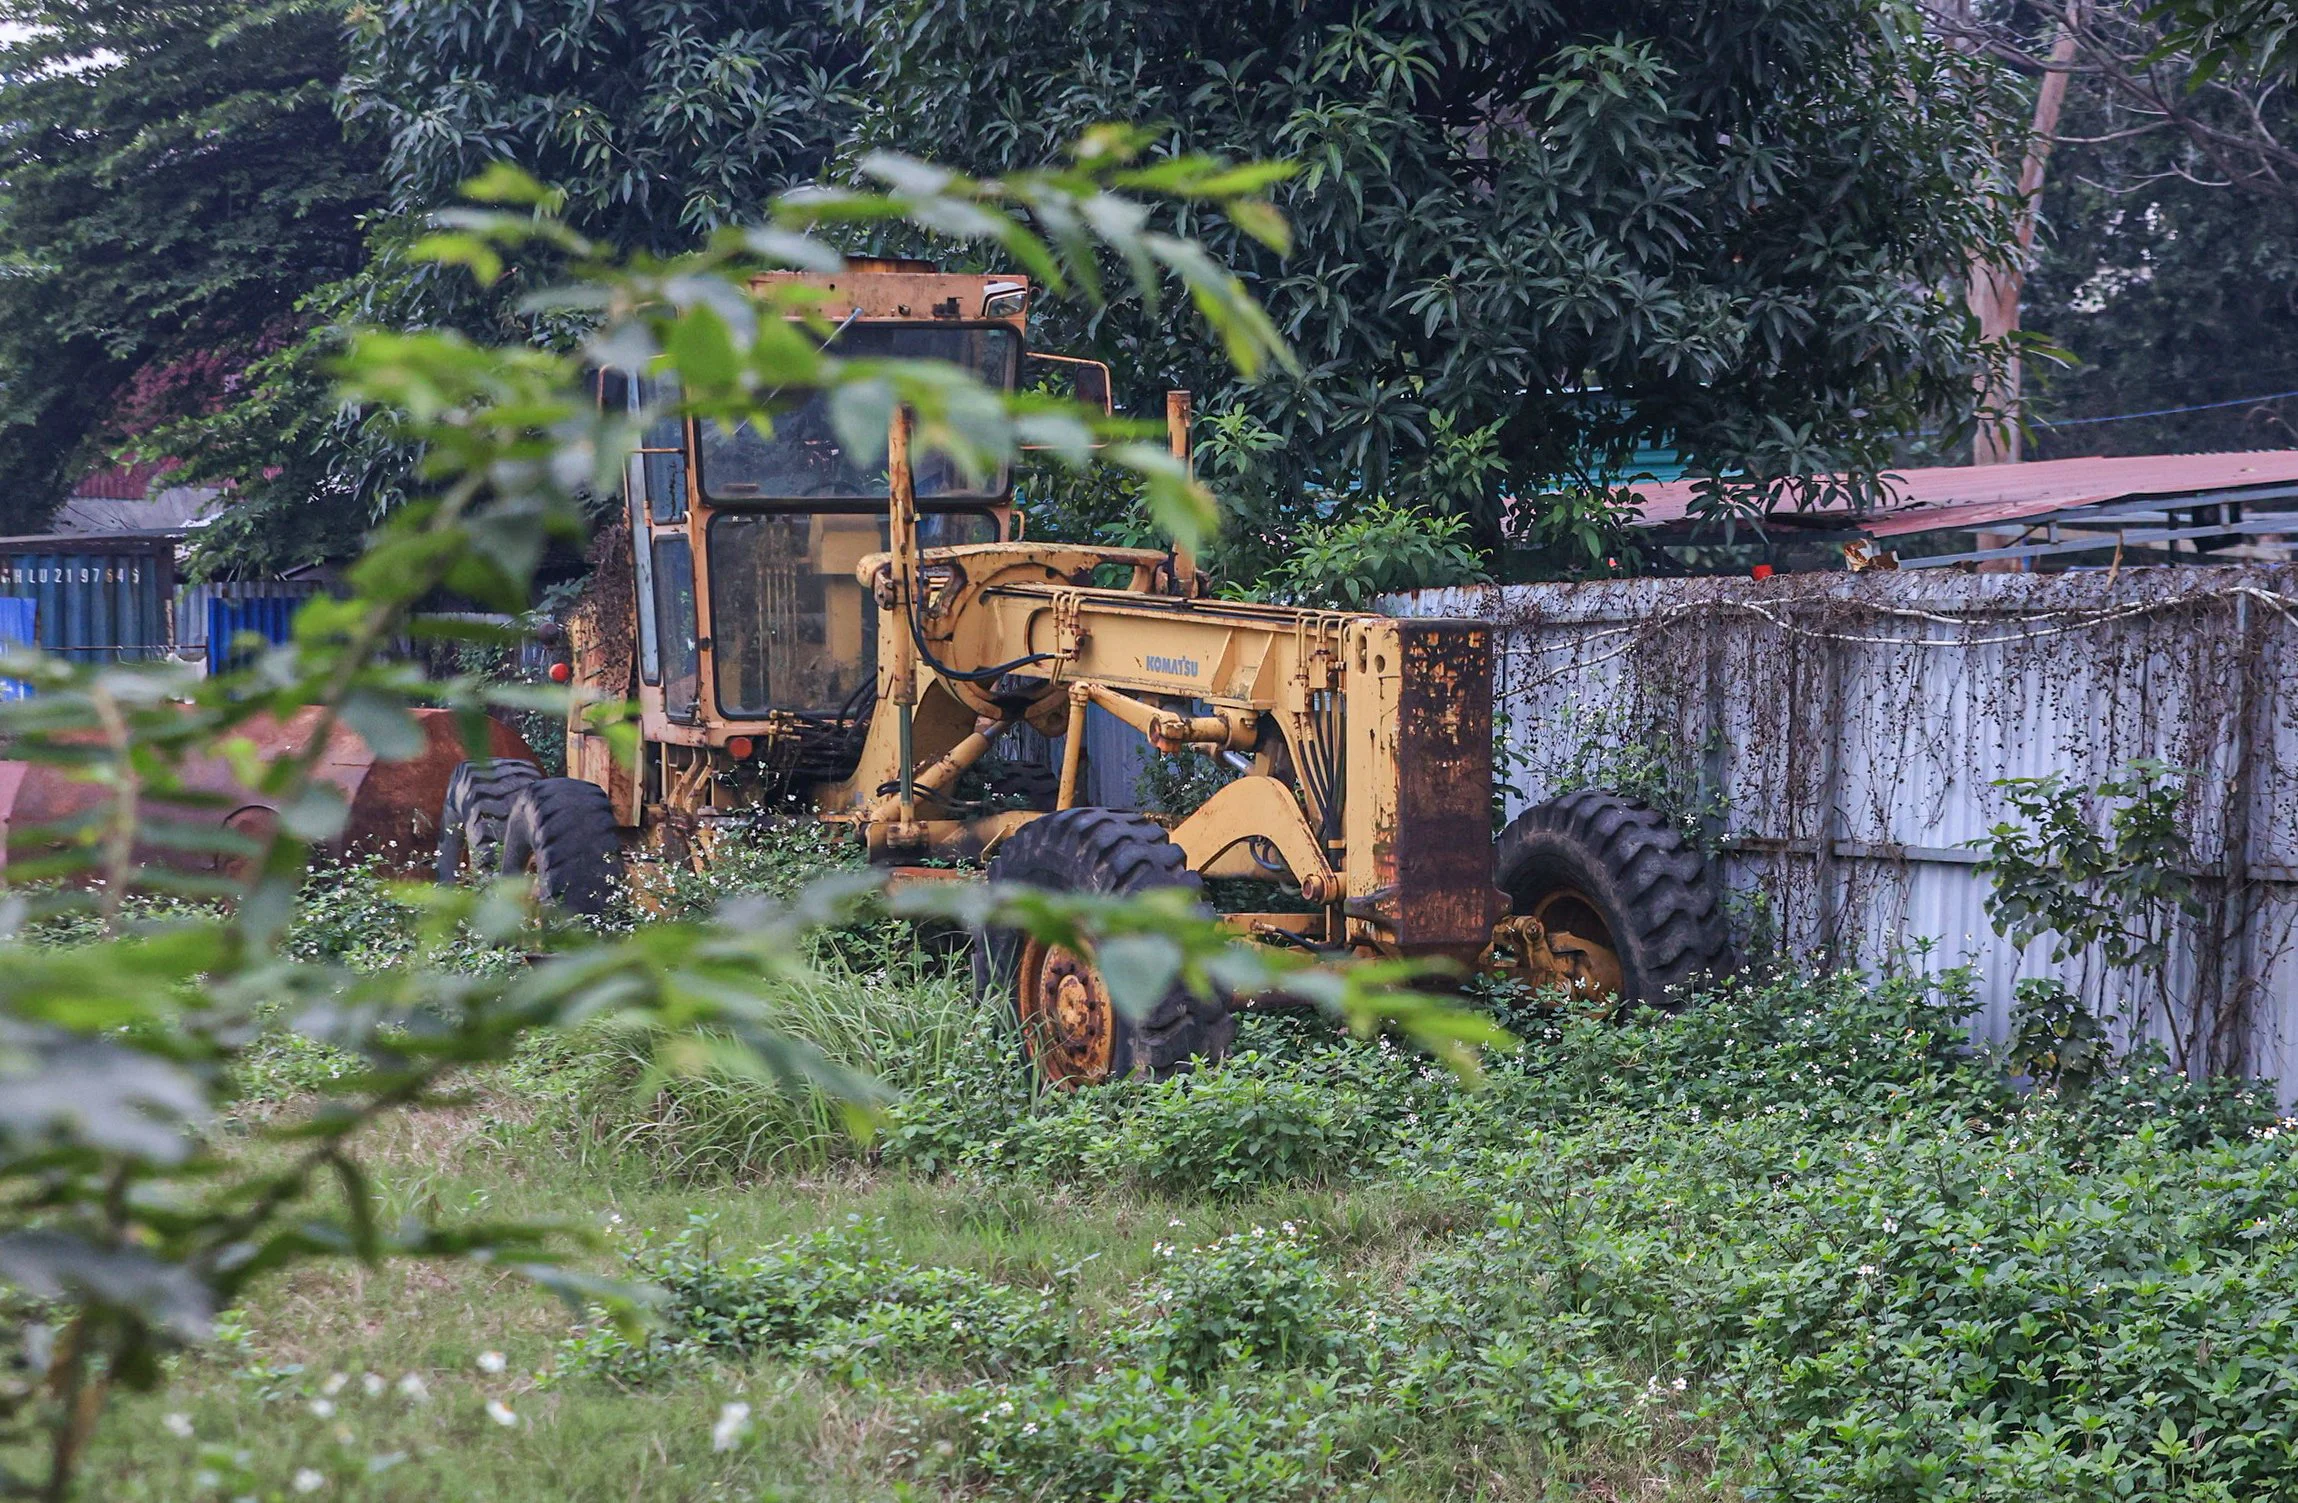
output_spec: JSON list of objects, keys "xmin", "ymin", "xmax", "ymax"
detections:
[{"xmin": 1022, "ymin": 353, "xmax": 1115, "ymax": 418}]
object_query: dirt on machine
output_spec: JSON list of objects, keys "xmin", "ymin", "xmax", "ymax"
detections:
[{"xmin": 438, "ymin": 259, "xmax": 1734, "ymax": 1086}]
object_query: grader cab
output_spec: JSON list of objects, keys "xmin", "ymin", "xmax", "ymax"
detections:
[{"xmin": 437, "ymin": 260, "xmax": 1732, "ymax": 1085}]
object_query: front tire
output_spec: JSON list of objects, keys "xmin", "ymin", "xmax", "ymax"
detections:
[
  {"xmin": 973, "ymin": 808, "xmax": 1235, "ymax": 1087},
  {"xmin": 499, "ymin": 778, "xmax": 625, "ymax": 917},
  {"xmin": 1493, "ymin": 789, "xmax": 1732, "ymax": 1009},
  {"xmin": 436, "ymin": 759, "xmax": 541, "ymax": 882}
]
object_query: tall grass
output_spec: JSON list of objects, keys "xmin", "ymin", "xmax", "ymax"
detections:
[{"xmin": 521, "ymin": 938, "xmax": 990, "ymax": 1178}]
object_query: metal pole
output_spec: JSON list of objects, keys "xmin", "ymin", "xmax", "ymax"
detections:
[
  {"xmin": 1057, "ymin": 682, "xmax": 1089, "ymax": 811},
  {"xmin": 1166, "ymin": 390, "xmax": 1197, "ymax": 594},
  {"xmin": 888, "ymin": 407, "xmax": 920, "ymax": 837}
]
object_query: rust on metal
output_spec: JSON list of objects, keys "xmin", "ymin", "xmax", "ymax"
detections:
[
  {"xmin": 0, "ymin": 707, "xmax": 532, "ymax": 881},
  {"xmin": 565, "ymin": 522, "xmax": 641, "ymax": 825},
  {"xmin": 1387, "ymin": 620, "xmax": 1507, "ymax": 962},
  {"xmin": 1613, "ymin": 449, "xmax": 2298, "ymax": 539},
  {"xmin": 1016, "ymin": 935, "xmax": 1117, "ymax": 1087},
  {"xmin": 1479, "ymin": 904, "xmax": 1625, "ymax": 1008}
]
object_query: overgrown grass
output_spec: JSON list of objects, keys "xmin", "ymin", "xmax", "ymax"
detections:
[
  {"xmin": 513, "ymin": 942, "xmax": 981, "ymax": 1178},
  {"xmin": 56, "ymin": 843, "xmax": 2298, "ymax": 1501}
]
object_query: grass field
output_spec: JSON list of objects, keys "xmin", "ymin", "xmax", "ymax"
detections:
[{"xmin": 65, "ymin": 854, "xmax": 2298, "ymax": 1502}]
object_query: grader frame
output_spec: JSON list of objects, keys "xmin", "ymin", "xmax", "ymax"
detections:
[{"xmin": 482, "ymin": 260, "xmax": 1731, "ymax": 1083}]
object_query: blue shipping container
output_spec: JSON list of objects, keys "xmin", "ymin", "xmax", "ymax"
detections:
[
  {"xmin": 0, "ymin": 544, "xmax": 173, "ymax": 663},
  {"xmin": 0, "ymin": 597, "xmax": 35, "ymax": 699}
]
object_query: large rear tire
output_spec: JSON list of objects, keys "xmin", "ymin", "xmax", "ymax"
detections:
[
  {"xmin": 973, "ymin": 808, "xmax": 1235, "ymax": 1088},
  {"xmin": 435, "ymin": 759, "xmax": 542, "ymax": 883},
  {"xmin": 1493, "ymin": 789, "xmax": 1732, "ymax": 1010},
  {"xmin": 499, "ymin": 778, "xmax": 625, "ymax": 918}
]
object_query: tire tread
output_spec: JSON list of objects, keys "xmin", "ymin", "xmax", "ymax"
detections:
[{"xmin": 1494, "ymin": 789, "xmax": 1733, "ymax": 1007}]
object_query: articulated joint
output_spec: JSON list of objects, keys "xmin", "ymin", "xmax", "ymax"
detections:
[
  {"xmin": 1080, "ymin": 682, "xmax": 1257, "ymax": 756},
  {"xmin": 866, "ymin": 712, "xmax": 1015, "ymax": 828}
]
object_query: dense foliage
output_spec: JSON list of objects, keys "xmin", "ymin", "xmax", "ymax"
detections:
[
  {"xmin": 0, "ymin": 140, "xmax": 1485, "ymax": 1498},
  {"xmin": 530, "ymin": 966, "xmax": 2291, "ymax": 1501},
  {"xmin": 341, "ymin": 0, "xmax": 854, "ymax": 253},
  {"xmin": 0, "ymin": 0, "xmax": 382, "ymax": 531},
  {"xmin": 163, "ymin": 0, "xmax": 860, "ymax": 575},
  {"xmin": 848, "ymin": 0, "xmax": 2022, "ymax": 553},
  {"xmin": 2022, "ymin": 2, "xmax": 2298, "ymax": 456}
]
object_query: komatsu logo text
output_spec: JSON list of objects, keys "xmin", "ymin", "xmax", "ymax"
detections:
[{"xmin": 1144, "ymin": 654, "xmax": 1200, "ymax": 677}]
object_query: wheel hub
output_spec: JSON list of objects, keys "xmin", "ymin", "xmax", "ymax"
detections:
[
  {"xmin": 1480, "ymin": 886, "xmax": 1626, "ymax": 1010},
  {"xmin": 1017, "ymin": 939, "xmax": 1118, "ymax": 1086}
]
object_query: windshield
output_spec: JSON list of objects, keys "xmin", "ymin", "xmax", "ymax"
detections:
[
  {"xmin": 699, "ymin": 324, "xmax": 1019, "ymax": 504},
  {"xmin": 708, "ymin": 510, "xmax": 1000, "ymax": 717}
]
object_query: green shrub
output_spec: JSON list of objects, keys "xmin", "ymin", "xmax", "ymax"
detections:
[
  {"xmin": 1121, "ymin": 1224, "xmax": 1342, "ymax": 1381},
  {"xmin": 926, "ymin": 1367, "xmax": 1369, "ymax": 1503},
  {"xmin": 1111, "ymin": 1065, "xmax": 1377, "ymax": 1196},
  {"xmin": 544, "ymin": 964, "xmax": 2298, "ymax": 1499},
  {"xmin": 559, "ymin": 1217, "xmax": 1069, "ymax": 1384}
]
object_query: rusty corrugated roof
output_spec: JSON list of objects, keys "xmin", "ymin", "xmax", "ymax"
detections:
[
  {"xmin": 1623, "ymin": 451, "xmax": 2298, "ymax": 537},
  {"xmin": 68, "ymin": 460, "xmax": 182, "ymax": 501}
]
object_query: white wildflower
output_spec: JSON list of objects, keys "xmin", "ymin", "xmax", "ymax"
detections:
[
  {"xmin": 307, "ymin": 1398, "xmax": 335, "ymax": 1419},
  {"xmin": 476, "ymin": 1350, "xmax": 508, "ymax": 1374},
  {"xmin": 292, "ymin": 1468, "xmax": 325, "ymax": 1494},
  {"xmin": 711, "ymin": 1401, "xmax": 752, "ymax": 1452},
  {"xmin": 162, "ymin": 1413, "xmax": 194, "ymax": 1439},
  {"xmin": 396, "ymin": 1372, "xmax": 430, "ymax": 1402},
  {"xmin": 320, "ymin": 1372, "xmax": 348, "ymax": 1397},
  {"xmin": 362, "ymin": 1373, "xmax": 385, "ymax": 1398},
  {"xmin": 486, "ymin": 1399, "xmax": 518, "ymax": 1428}
]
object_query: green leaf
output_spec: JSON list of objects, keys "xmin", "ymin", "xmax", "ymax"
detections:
[{"xmin": 1094, "ymin": 934, "xmax": 1183, "ymax": 1021}]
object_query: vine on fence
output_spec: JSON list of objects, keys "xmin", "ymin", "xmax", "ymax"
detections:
[{"xmin": 1439, "ymin": 569, "xmax": 2298, "ymax": 1074}]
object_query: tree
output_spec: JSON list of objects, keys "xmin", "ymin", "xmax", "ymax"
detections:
[
  {"xmin": 1927, "ymin": 0, "xmax": 2298, "ymax": 453},
  {"xmin": 2021, "ymin": 49, "xmax": 2298, "ymax": 454},
  {"xmin": 2148, "ymin": 0, "xmax": 2298, "ymax": 81},
  {"xmin": 340, "ymin": 0, "xmax": 856, "ymax": 253},
  {"xmin": 847, "ymin": 0, "xmax": 2024, "ymax": 556},
  {"xmin": 0, "ymin": 0, "xmax": 383, "ymax": 532},
  {"xmin": 173, "ymin": 0, "xmax": 858, "ymax": 577}
]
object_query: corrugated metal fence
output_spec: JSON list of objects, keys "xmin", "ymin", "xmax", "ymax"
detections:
[
  {"xmin": 1005, "ymin": 707, "xmax": 1156, "ymax": 811},
  {"xmin": 1389, "ymin": 567, "xmax": 2298, "ymax": 1099},
  {"xmin": 176, "ymin": 581, "xmax": 322, "ymax": 669}
]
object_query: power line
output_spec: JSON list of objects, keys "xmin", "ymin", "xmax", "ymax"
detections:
[{"xmin": 2038, "ymin": 387, "xmax": 2298, "ymax": 427}]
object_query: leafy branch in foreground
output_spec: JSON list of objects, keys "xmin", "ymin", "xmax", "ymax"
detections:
[{"xmin": 0, "ymin": 133, "xmax": 1488, "ymax": 1500}]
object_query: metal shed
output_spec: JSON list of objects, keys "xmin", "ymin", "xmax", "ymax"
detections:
[{"xmin": 1617, "ymin": 450, "xmax": 2298, "ymax": 572}]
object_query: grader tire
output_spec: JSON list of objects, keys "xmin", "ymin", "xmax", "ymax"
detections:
[
  {"xmin": 499, "ymin": 778, "xmax": 625, "ymax": 918},
  {"xmin": 974, "ymin": 808, "xmax": 1235, "ymax": 1087},
  {"xmin": 1494, "ymin": 789, "xmax": 1732, "ymax": 1010},
  {"xmin": 435, "ymin": 758, "xmax": 542, "ymax": 883}
]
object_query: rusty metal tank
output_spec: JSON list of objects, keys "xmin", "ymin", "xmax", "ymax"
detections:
[{"xmin": 0, "ymin": 707, "xmax": 534, "ymax": 879}]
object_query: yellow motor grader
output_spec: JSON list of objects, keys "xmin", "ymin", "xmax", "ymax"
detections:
[{"xmin": 436, "ymin": 261, "xmax": 1731, "ymax": 1085}]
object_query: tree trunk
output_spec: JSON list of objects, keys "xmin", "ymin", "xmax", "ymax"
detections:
[{"xmin": 1973, "ymin": 24, "xmax": 2078, "ymax": 465}]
